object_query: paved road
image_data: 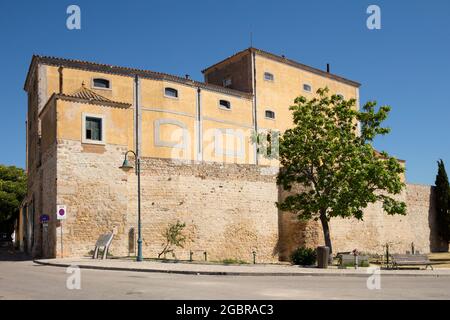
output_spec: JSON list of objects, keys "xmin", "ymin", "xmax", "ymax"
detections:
[{"xmin": 1, "ymin": 257, "xmax": 450, "ymax": 299}]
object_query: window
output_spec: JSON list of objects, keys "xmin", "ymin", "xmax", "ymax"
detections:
[
  {"xmin": 219, "ymin": 99, "xmax": 231, "ymax": 110},
  {"xmin": 303, "ymin": 84, "xmax": 312, "ymax": 92},
  {"xmin": 223, "ymin": 77, "xmax": 232, "ymax": 87},
  {"xmin": 82, "ymin": 114, "xmax": 105, "ymax": 144},
  {"xmin": 337, "ymin": 93, "xmax": 344, "ymax": 99},
  {"xmin": 264, "ymin": 72, "xmax": 274, "ymax": 81},
  {"xmin": 265, "ymin": 110, "xmax": 275, "ymax": 119},
  {"xmin": 86, "ymin": 117, "xmax": 102, "ymax": 141},
  {"xmin": 164, "ymin": 87, "xmax": 178, "ymax": 98},
  {"xmin": 92, "ymin": 78, "xmax": 111, "ymax": 89}
]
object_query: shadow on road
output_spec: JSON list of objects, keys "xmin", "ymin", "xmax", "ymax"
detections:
[{"xmin": 0, "ymin": 244, "xmax": 32, "ymax": 261}]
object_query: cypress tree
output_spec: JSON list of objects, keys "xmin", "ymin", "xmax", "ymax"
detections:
[{"xmin": 435, "ymin": 159, "xmax": 450, "ymax": 241}]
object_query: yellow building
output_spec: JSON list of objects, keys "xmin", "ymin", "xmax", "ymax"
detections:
[{"xmin": 19, "ymin": 48, "xmax": 362, "ymax": 259}]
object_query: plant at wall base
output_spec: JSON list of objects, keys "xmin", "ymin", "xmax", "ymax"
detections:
[
  {"xmin": 256, "ymin": 88, "xmax": 406, "ymax": 257},
  {"xmin": 158, "ymin": 220, "xmax": 187, "ymax": 259},
  {"xmin": 435, "ymin": 159, "xmax": 450, "ymax": 242},
  {"xmin": 0, "ymin": 165, "xmax": 27, "ymax": 233},
  {"xmin": 290, "ymin": 247, "xmax": 317, "ymax": 266}
]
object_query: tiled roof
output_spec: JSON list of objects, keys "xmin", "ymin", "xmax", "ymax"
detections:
[
  {"xmin": 69, "ymin": 83, "xmax": 113, "ymax": 103},
  {"xmin": 201, "ymin": 47, "xmax": 361, "ymax": 88},
  {"xmin": 47, "ymin": 83, "xmax": 132, "ymax": 109},
  {"xmin": 24, "ymin": 55, "xmax": 253, "ymax": 99}
]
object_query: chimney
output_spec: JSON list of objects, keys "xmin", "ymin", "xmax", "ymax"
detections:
[
  {"xmin": 326, "ymin": 63, "xmax": 330, "ymax": 73},
  {"xmin": 185, "ymin": 74, "xmax": 190, "ymax": 80}
]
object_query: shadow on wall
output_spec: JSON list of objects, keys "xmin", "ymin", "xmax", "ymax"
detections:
[
  {"xmin": 428, "ymin": 186, "xmax": 449, "ymax": 252},
  {"xmin": 274, "ymin": 185, "xmax": 312, "ymax": 262}
]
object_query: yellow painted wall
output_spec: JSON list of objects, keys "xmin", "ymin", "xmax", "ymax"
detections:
[
  {"xmin": 42, "ymin": 60, "xmax": 360, "ymax": 167},
  {"xmin": 254, "ymin": 54, "xmax": 358, "ymax": 166},
  {"xmin": 55, "ymin": 99, "xmax": 133, "ymax": 148},
  {"xmin": 46, "ymin": 66, "xmax": 135, "ymax": 104},
  {"xmin": 255, "ymin": 54, "xmax": 358, "ymax": 134}
]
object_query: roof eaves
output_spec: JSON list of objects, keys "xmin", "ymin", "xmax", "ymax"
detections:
[
  {"xmin": 31, "ymin": 55, "xmax": 253, "ymax": 99},
  {"xmin": 202, "ymin": 47, "xmax": 361, "ymax": 88},
  {"xmin": 57, "ymin": 93, "xmax": 131, "ymax": 108}
]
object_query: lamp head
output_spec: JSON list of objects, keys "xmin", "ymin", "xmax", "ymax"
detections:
[{"xmin": 119, "ymin": 158, "xmax": 134, "ymax": 172}]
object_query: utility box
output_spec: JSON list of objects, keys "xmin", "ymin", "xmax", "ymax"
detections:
[{"xmin": 317, "ymin": 246, "xmax": 330, "ymax": 269}]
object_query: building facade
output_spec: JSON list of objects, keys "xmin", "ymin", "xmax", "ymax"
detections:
[{"xmin": 18, "ymin": 48, "xmax": 443, "ymax": 261}]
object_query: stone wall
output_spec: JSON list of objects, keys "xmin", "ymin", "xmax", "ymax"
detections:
[
  {"xmin": 40, "ymin": 139, "xmax": 443, "ymax": 261},
  {"xmin": 54, "ymin": 139, "xmax": 279, "ymax": 262},
  {"xmin": 278, "ymin": 184, "xmax": 446, "ymax": 260}
]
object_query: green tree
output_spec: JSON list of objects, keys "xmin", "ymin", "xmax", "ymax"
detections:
[
  {"xmin": 158, "ymin": 220, "xmax": 187, "ymax": 259},
  {"xmin": 0, "ymin": 165, "xmax": 27, "ymax": 233},
  {"xmin": 435, "ymin": 159, "xmax": 450, "ymax": 241},
  {"xmin": 263, "ymin": 88, "xmax": 406, "ymax": 255}
]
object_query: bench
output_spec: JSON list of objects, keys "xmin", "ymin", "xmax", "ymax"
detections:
[
  {"xmin": 391, "ymin": 254, "xmax": 433, "ymax": 270},
  {"xmin": 338, "ymin": 254, "xmax": 369, "ymax": 267},
  {"xmin": 92, "ymin": 233, "xmax": 114, "ymax": 260}
]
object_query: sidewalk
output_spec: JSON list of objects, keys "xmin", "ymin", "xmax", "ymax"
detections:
[{"xmin": 34, "ymin": 257, "xmax": 450, "ymax": 277}]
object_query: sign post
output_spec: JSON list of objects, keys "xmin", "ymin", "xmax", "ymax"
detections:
[{"xmin": 56, "ymin": 205, "xmax": 67, "ymax": 258}]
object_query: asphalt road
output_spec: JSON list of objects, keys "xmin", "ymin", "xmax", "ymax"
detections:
[{"xmin": 1, "ymin": 254, "xmax": 450, "ymax": 299}]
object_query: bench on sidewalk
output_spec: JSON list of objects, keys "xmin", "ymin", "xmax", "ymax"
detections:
[
  {"xmin": 92, "ymin": 233, "xmax": 114, "ymax": 260},
  {"xmin": 338, "ymin": 254, "xmax": 369, "ymax": 267},
  {"xmin": 391, "ymin": 254, "xmax": 433, "ymax": 270}
]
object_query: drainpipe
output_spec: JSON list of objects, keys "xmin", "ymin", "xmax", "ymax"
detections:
[
  {"xmin": 251, "ymin": 50, "xmax": 258, "ymax": 165},
  {"xmin": 196, "ymin": 87, "xmax": 202, "ymax": 161},
  {"xmin": 58, "ymin": 67, "xmax": 64, "ymax": 94}
]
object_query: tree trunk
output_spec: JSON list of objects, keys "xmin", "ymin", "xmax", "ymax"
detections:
[{"xmin": 319, "ymin": 210, "xmax": 333, "ymax": 257}]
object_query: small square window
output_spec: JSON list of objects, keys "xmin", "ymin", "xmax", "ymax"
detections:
[
  {"xmin": 164, "ymin": 87, "xmax": 178, "ymax": 98},
  {"xmin": 92, "ymin": 78, "xmax": 111, "ymax": 89},
  {"xmin": 219, "ymin": 99, "xmax": 231, "ymax": 110},
  {"xmin": 265, "ymin": 110, "xmax": 275, "ymax": 119},
  {"xmin": 264, "ymin": 72, "xmax": 274, "ymax": 81},
  {"xmin": 223, "ymin": 78, "xmax": 232, "ymax": 87},
  {"xmin": 303, "ymin": 84, "xmax": 312, "ymax": 92}
]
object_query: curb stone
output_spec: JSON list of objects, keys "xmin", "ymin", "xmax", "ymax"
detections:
[{"xmin": 33, "ymin": 259, "xmax": 450, "ymax": 278}]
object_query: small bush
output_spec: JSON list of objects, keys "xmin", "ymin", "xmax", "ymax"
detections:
[{"xmin": 290, "ymin": 247, "xmax": 317, "ymax": 266}]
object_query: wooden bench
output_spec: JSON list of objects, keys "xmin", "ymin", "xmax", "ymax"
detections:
[{"xmin": 391, "ymin": 254, "xmax": 433, "ymax": 270}]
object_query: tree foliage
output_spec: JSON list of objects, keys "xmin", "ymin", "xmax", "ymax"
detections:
[
  {"xmin": 435, "ymin": 159, "xmax": 450, "ymax": 241},
  {"xmin": 158, "ymin": 220, "xmax": 187, "ymax": 259},
  {"xmin": 0, "ymin": 165, "xmax": 27, "ymax": 225},
  {"xmin": 259, "ymin": 88, "xmax": 406, "ymax": 253}
]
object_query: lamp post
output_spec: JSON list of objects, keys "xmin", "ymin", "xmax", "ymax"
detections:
[{"xmin": 120, "ymin": 150, "xmax": 143, "ymax": 262}]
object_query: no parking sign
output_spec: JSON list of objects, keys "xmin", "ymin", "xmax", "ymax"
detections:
[{"xmin": 57, "ymin": 205, "xmax": 67, "ymax": 220}]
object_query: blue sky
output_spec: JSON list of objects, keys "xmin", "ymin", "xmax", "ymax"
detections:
[{"xmin": 0, "ymin": 0, "xmax": 449, "ymax": 185}]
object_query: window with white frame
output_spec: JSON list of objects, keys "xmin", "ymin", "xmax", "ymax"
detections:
[
  {"xmin": 92, "ymin": 78, "xmax": 111, "ymax": 89},
  {"xmin": 265, "ymin": 110, "xmax": 275, "ymax": 119},
  {"xmin": 264, "ymin": 72, "xmax": 274, "ymax": 81},
  {"xmin": 164, "ymin": 87, "xmax": 178, "ymax": 98},
  {"xmin": 303, "ymin": 83, "xmax": 312, "ymax": 92},
  {"xmin": 82, "ymin": 114, "xmax": 105, "ymax": 144}
]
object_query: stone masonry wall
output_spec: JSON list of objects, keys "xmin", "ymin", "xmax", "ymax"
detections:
[
  {"xmin": 52, "ymin": 139, "xmax": 441, "ymax": 262},
  {"xmin": 55, "ymin": 140, "xmax": 279, "ymax": 262},
  {"xmin": 278, "ymin": 184, "xmax": 444, "ymax": 260}
]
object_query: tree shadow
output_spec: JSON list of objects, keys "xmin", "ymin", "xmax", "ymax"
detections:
[
  {"xmin": 428, "ymin": 186, "xmax": 449, "ymax": 252},
  {"xmin": 0, "ymin": 244, "xmax": 32, "ymax": 261}
]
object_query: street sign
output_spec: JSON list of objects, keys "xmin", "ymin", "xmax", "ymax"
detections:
[
  {"xmin": 56, "ymin": 205, "xmax": 67, "ymax": 220},
  {"xmin": 40, "ymin": 214, "xmax": 50, "ymax": 223}
]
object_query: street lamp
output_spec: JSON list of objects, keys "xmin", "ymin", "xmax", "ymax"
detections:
[{"xmin": 120, "ymin": 150, "xmax": 143, "ymax": 262}]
